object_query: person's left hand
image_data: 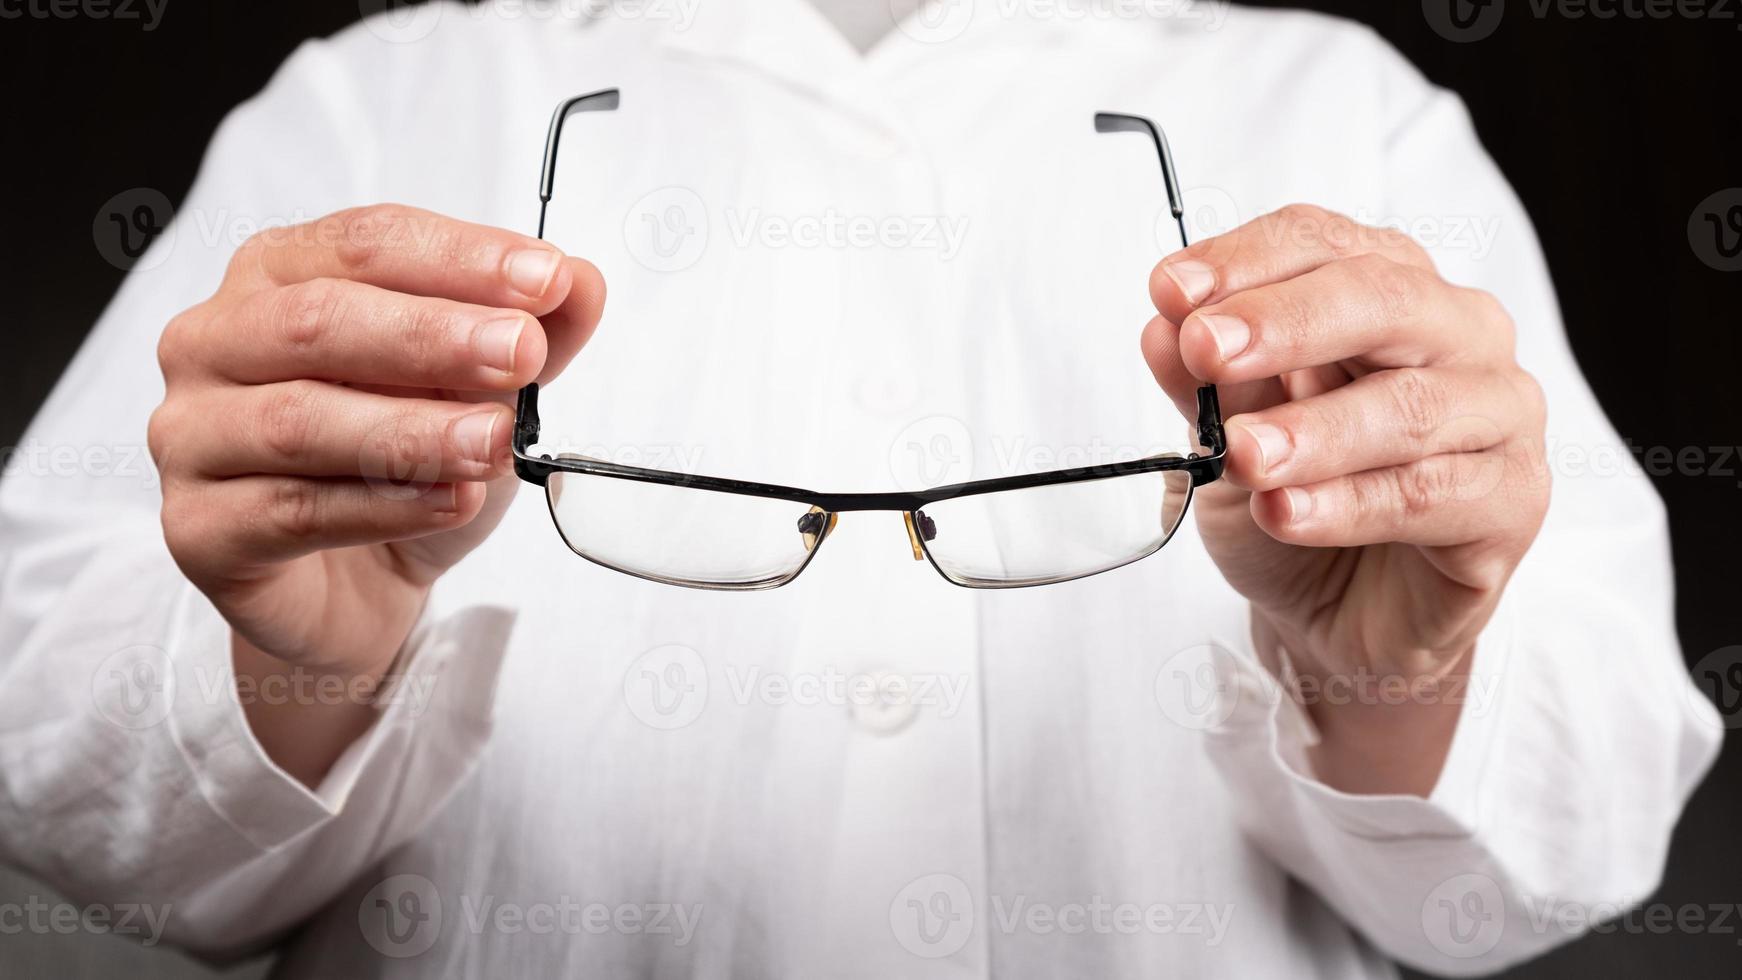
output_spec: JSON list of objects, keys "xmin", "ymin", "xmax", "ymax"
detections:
[{"xmin": 1143, "ymin": 204, "xmax": 1552, "ymax": 794}]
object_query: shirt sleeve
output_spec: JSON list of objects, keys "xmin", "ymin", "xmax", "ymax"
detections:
[
  {"xmin": 0, "ymin": 33, "xmax": 512, "ymax": 961},
  {"xmin": 1196, "ymin": 35, "xmax": 1723, "ymax": 976}
]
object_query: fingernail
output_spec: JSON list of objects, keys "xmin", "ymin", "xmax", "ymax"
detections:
[
  {"xmin": 1194, "ymin": 313, "xmax": 1252, "ymax": 362},
  {"xmin": 1164, "ymin": 260, "xmax": 1217, "ymax": 305},
  {"xmin": 1240, "ymin": 421, "xmax": 1291, "ymax": 474},
  {"xmin": 1283, "ymin": 487, "xmax": 1314, "ymax": 522},
  {"xmin": 505, "ymin": 249, "xmax": 562, "ymax": 298},
  {"xmin": 427, "ymin": 483, "xmax": 460, "ymax": 513},
  {"xmin": 477, "ymin": 317, "xmax": 526, "ymax": 374},
  {"xmin": 453, "ymin": 411, "xmax": 500, "ymax": 465}
]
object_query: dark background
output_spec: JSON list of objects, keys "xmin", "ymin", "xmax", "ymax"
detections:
[{"xmin": 0, "ymin": 1, "xmax": 1737, "ymax": 978}]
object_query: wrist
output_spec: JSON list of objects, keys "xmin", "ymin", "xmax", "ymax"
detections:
[
  {"xmin": 1303, "ymin": 668, "xmax": 1468, "ymax": 797},
  {"xmin": 230, "ymin": 608, "xmax": 422, "ymax": 788},
  {"xmin": 1252, "ymin": 607, "xmax": 1473, "ymax": 797}
]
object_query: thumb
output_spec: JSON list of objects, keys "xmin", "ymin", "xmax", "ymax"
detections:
[
  {"xmin": 535, "ymin": 256, "xmax": 607, "ymax": 385},
  {"xmin": 1142, "ymin": 313, "xmax": 1286, "ymax": 423}
]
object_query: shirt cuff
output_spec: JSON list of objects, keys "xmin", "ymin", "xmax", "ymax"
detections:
[
  {"xmin": 161, "ymin": 583, "xmax": 511, "ymax": 851},
  {"xmin": 1199, "ymin": 599, "xmax": 1518, "ymax": 842}
]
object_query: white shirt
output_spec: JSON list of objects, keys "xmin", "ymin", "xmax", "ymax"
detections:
[{"xmin": 0, "ymin": 2, "xmax": 1721, "ymax": 977}]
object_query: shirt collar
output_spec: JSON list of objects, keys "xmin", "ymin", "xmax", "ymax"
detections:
[{"xmin": 581, "ymin": 0, "xmax": 1040, "ymax": 79}]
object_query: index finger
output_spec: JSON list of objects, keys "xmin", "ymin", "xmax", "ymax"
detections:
[
  {"xmin": 1150, "ymin": 204, "xmax": 1437, "ymax": 325},
  {"xmin": 228, "ymin": 204, "xmax": 575, "ymax": 315}
]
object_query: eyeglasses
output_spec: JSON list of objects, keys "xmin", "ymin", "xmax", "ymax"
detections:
[{"xmin": 512, "ymin": 89, "xmax": 1226, "ymax": 590}]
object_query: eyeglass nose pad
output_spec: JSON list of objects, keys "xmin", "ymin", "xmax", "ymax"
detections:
[
  {"xmin": 797, "ymin": 508, "xmax": 838, "ymax": 551},
  {"xmin": 902, "ymin": 512, "xmax": 936, "ymax": 561}
]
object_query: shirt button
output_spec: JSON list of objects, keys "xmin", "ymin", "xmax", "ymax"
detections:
[{"xmin": 850, "ymin": 670, "xmax": 919, "ymax": 734}]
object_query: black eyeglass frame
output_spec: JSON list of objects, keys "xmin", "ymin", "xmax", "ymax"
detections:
[{"xmin": 511, "ymin": 88, "xmax": 1226, "ymax": 589}]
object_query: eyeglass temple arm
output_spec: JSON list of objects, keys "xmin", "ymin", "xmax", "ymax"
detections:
[
  {"xmin": 515, "ymin": 89, "xmax": 621, "ymax": 484},
  {"xmin": 537, "ymin": 88, "xmax": 621, "ymax": 236},
  {"xmin": 1093, "ymin": 111, "xmax": 1225, "ymax": 470},
  {"xmin": 516, "ymin": 98, "xmax": 1224, "ymax": 480}
]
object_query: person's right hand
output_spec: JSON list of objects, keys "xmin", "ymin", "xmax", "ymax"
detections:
[{"xmin": 150, "ymin": 204, "xmax": 605, "ymax": 681}]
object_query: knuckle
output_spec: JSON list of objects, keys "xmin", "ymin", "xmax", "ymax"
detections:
[
  {"xmin": 269, "ymin": 279, "xmax": 343, "ymax": 354},
  {"xmin": 1376, "ymin": 228, "xmax": 1434, "ymax": 269},
  {"xmin": 405, "ymin": 302, "xmax": 460, "ymax": 374},
  {"xmin": 224, "ymin": 231, "xmax": 269, "ymax": 281},
  {"xmin": 1279, "ymin": 203, "xmax": 1355, "ymax": 254},
  {"xmin": 384, "ymin": 406, "xmax": 445, "ymax": 469},
  {"xmin": 1346, "ymin": 252, "xmax": 1421, "ymax": 323},
  {"xmin": 1396, "ymin": 233, "xmax": 1433, "ymax": 265},
  {"xmin": 257, "ymin": 381, "xmax": 324, "ymax": 463},
  {"xmin": 236, "ymin": 227, "xmax": 274, "ymax": 255},
  {"xmin": 160, "ymin": 483, "xmax": 225, "ymax": 578},
  {"xmin": 1278, "ymin": 202, "xmax": 1333, "ymax": 229},
  {"xmin": 1465, "ymin": 287, "xmax": 1517, "ymax": 351},
  {"xmin": 1385, "ymin": 367, "xmax": 1448, "ymax": 445},
  {"xmin": 158, "ymin": 493, "xmax": 197, "ymax": 560},
  {"xmin": 266, "ymin": 479, "xmax": 323, "ymax": 541},
  {"xmin": 1513, "ymin": 368, "xmax": 1548, "ymax": 427},
  {"xmin": 330, "ymin": 204, "xmax": 414, "ymax": 273},
  {"xmin": 1271, "ymin": 403, "xmax": 1335, "ymax": 463},
  {"xmin": 156, "ymin": 308, "xmax": 199, "ymax": 378},
  {"xmin": 145, "ymin": 401, "xmax": 180, "ymax": 470},
  {"xmin": 1394, "ymin": 462, "xmax": 1447, "ymax": 521},
  {"xmin": 1345, "ymin": 471, "xmax": 1389, "ymax": 526}
]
